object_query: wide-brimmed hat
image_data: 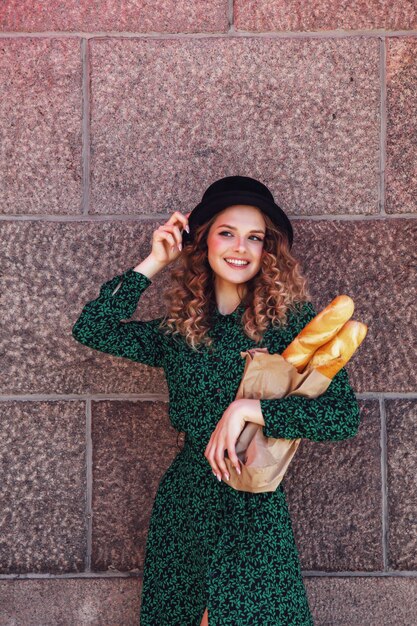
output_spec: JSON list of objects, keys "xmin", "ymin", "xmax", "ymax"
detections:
[{"xmin": 182, "ymin": 175, "xmax": 293, "ymax": 249}]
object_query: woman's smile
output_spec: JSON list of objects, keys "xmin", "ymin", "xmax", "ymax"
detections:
[{"xmin": 224, "ymin": 257, "xmax": 251, "ymax": 268}]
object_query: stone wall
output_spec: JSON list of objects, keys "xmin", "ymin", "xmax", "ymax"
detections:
[{"xmin": 0, "ymin": 2, "xmax": 416, "ymax": 624}]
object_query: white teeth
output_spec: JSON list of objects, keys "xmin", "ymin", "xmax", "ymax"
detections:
[{"xmin": 225, "ymin": 258, "xmax": 249, "ymax": 266}]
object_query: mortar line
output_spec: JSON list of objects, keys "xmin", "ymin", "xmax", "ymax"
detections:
[
  {"xmin": 0, "ymin": 394, "xmax": 170, "ymax": 401},
  {"xmin": 1, "ymin": 213, "xmax": 416, "ymax": 222},
  {"xmin": 0, "ymin": 392, "xmax": 416, "ymax": 402},
  {"xmin": 85, "ymin": 398, "xmax": 93, "ymax": 572},
  {"xmin": 81, "ymin": 38, "xmax": 91, "ymax": 215},
  {"xmin": 380, "ymin": 397, "xmax": 389, "ymax": 571},
  {"xmin": 1, "ymin": 570, "xmax": 416, "ymax": 580},
  {"xmin": 379, "ymin": 37, "xmax": 387, "ymax": 216},
  {"xmin": 302, "ymin": 570, "xmax": 417, "ymax": 577},
  {"xmin": 228, "ymin": 0, "xmax": 234, "ymax": 29},
  {"xmin": 1, "ymin": 30, "xmax": 417, "ymax": 40}
]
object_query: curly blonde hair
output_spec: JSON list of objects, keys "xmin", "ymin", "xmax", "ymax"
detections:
[{"xmin": 157, "ymin": 211, "xmax": 312, "ymax": 351}]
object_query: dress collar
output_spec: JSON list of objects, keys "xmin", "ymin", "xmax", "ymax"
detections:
[{"xmin": 212, "ymin": 301, "xmax": 246, "ymax": 321}]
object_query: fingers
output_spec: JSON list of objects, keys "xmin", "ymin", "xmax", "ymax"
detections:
[
  {"xmin": 226, "ymin": 442, "xmax": 241, "ymax": 476},
  {"xmin": 155, "ymin": 225, "xmax": 174, "ymax": 246},
  {"xmin": 214, "ymin": 446, "xmax": 229, "ymax": 481},
  {"xmin": 158, "ymin": 223, "xmax": 183, "ymax": 250},
  {"xmin": 155, "ymin": 224, "xmax": 183, "ymax": 253},
  {"xmin": 204, "ymin": 435, "xmax": 222, "ymax": 481},
  {"xmin": 205, "ymin": 438, "xmax": 241, "ymax": 482},
  {"xmin": 167, "ymin": 210, "xmax": 190, "ymax": 234}
]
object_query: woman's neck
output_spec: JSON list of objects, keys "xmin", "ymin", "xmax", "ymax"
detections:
[{"xmin": 213, "ymin": 279, "xmax": 247, "ymax": 315}]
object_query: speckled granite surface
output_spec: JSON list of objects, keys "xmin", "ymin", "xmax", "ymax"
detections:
[
  {"xmin": 0, "ymin": 0, "xmax": 228, "ymax": 33},
  {"xmin": 89, "ymin": 37, "xmax": 380, "ymax": 215},
  {"xmin": 0, "ymin": 39, "xmax": 82, "ymax": 214},
  {"xmin": 386, "ymin": 37, "xmax": 417, "ymax": 214},
  {"xmin": 235, "ymin": 1, "xmax": 417, "ymax": 32}
]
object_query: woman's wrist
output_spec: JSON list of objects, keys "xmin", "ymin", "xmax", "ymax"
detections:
[
  {"xmin": 133, "ymin": 255, "xmax": 166, "ymax": 279},
  {"xmin": 237, "ymin": 398, "xmax": 265, "ymax": 426}
]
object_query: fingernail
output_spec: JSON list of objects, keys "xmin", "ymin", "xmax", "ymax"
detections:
[
  {"xmin": 185, "ymin": 224, "xmax": 190, "ymax": 233},
  {"xmin": 178, "ymin": 243, "xmax": 182, "ymax": 251},
  {"xmin": 224, "ymin": 473, "xmax": 230, "ymax": 481},
  {"xmin": 217, "ymin": 474, "xmax": 221, "ymax": 482},
  {"xmin": 236, "ymin": 466, "xmax": 241, "ymax": 475}
]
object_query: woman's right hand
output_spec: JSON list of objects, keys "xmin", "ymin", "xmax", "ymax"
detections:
[{"xmin": 149, "ymin": 211, "xmax": 190, "ymax": 267}]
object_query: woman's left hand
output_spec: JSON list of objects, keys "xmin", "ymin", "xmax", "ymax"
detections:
[{"xmin": 204, "ymin": 398, "xmax": 253, "ymax": 482}]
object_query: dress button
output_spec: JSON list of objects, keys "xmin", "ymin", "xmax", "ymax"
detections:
[
  {"xmin": 216, "ymin": 388, "xmax": 221, "ymax": 394},
  {"xmin": 176, "ymin": 431, "xmax": 185, "ymax": 450}
]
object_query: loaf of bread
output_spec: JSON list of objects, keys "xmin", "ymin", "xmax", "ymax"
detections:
[
  {"xmin": 282, "ymin": 295, "xmax": 355, "ymax": 372},
  {"xmin": 308, "ymin": 320, "xmax": 368, "ymax": 378}
]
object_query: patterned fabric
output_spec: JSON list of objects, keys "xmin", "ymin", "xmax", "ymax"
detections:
[{"xmin": 72, "ymin": 267, "xmax": 361, "ymax": 626}]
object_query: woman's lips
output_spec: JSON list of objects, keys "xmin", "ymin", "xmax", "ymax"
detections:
[{"xmin": 224, "ymin": 258, "xmax": 250, "ymax": 269}]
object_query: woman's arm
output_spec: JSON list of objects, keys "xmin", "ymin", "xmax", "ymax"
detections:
[
  {"xmin": 71, "ymin": 261, "xmax": 167, "ymax": 368},
  {"xmin": 256, "ymin": 367, "xmax": 360, "ymax": 441},
  {"xmin": 252, "ymin": 301, "xmax": 362, "ymax": 442}
]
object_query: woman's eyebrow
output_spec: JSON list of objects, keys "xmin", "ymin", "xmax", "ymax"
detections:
[{"xmin": 216, "ymin": 223, "xmax": 266, "ymax": 234}]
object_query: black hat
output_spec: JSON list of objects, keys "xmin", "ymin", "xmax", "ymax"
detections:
[{"xmin": 182, "ymin": 175, "xmax": 293, "ymax": 249}]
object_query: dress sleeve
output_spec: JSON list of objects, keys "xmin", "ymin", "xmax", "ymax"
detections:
[
  {"xmin": 259, "ymin": 301, "xmax": 361, "ymax": 442},
  {"xmin": 71, "ymin": 267, "xmax": 167, "ymax": 368}
]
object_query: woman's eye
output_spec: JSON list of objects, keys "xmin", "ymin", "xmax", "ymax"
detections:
[{"xmin": 219, "ymin": 230, "xmax": 263, "ymax": 242}]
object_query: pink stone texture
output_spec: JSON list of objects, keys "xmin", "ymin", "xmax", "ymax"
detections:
[
  {"xmin": 386, "ymin": 37, "xmax": 417, "ymax": 214},
  {"xmin": 89, "ymin": 37, "xmax": 380, "ymax": 215},
  {"xmin": 305, "ymin": 576, "xmax": 417, "ymax": 625},
  {"xmin": 0, "ymin": 578, "xmax": 141, "ymax": 626},
  {"xmin": 91, "ymin": 400, "xmax": 179, "ymax": 571},
  {"xmin": 0, "ymin": 219, "xmax": 169, "ymax": 394},
  {"xmin": 0, "ymin": 1, "xmax": 229, "ymax": 33},
  {"xmin": 235, "ymin": 1, "xmax": 417, "ymax": 32},
  {"xmin": 386, "ymin": 399, "xmax": 417, "ymax": 570},
  {"xmin": 0, "ymin": 38, "xmax": 82, "ymax": 213},
  {"xmin": 285, "ymin": 400, "xmax": 382, "ymax": 572},
  {"xmin": 282, "ymin": 218, "xmax": 416, "ymax": 393},
  {"xmin": 2, "ymin": 573, "xmax": 417, "ymax": 625},
  {"xmin": 1, "ymin": 218, "xmax": 415, "ymax": 396},
  {"xmin": 0, "ymin": 401, "xmax": 86, "ymax": 574}
]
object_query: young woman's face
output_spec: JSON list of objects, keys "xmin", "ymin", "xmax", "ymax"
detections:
[{"xmin": 206, "ymin": 205, "xmax": 266, "ymax": 285}]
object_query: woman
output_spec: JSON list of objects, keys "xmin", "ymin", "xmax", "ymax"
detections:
[{"xmin": 72, "ymin": 176, "xmax": 361, "ymax": 626}]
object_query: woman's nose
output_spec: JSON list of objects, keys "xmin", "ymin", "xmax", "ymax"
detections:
[{"xmin": 234, "ymin": 237, "xmax": 247, "ymax": 251}]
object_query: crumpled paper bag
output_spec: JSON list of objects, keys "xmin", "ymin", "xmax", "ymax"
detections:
[{"xmin": 224, "ymin": 347, "xmax": 332, "ymax": 493}]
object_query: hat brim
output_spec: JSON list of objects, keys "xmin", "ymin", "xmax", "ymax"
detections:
[{"xmin": 183, "ymin": 191, "xmax": 293, "ymax": 248}]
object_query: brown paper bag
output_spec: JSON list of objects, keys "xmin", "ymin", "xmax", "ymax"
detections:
[{"xmin": 224, "ymin": 347, "xmax": 332, "ymax": 493}]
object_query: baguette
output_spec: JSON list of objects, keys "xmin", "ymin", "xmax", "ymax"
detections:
[
  {"xmin": 308, "ymin": 320, "xmax": 368, "ymax": 379},
  {"xmin": 282, "ymin": 295, "xmax": 354, "ymax": 372}
]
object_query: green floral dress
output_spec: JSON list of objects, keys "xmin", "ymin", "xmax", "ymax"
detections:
[{"xmin": 72, "ymin": 267, "xmax": 361, "ymax": 626}]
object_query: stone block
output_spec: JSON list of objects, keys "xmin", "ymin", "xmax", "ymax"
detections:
[
  {"xmin": 0, "ymin": 578, "xmax": 141, "ymax": 626},
  {"xmin": 285, "ymin": 400, "xmax": 382, "ymax": 571},
  {"xmin": 1, "ymin": 219, "xmax": 169, "ymax": 394},
  {"xmin": 235, "ymin": 1, "xmax": 417, "ymax": 32},
  {"xmin": 0, "ymin": 1, "xmax": 228, "ymax": 33},
  {"xmin": 292, "ymin": 218, "xmax": 416, "ymax": 393},
  {"xmin": 0, "ymin": 401, "xmax": 86, "ymax": 574},
  {"xmin": 89, "ymin": 37, "xmax": 380, "ymax": 215},
  {"xmin": 0, "ymin": 38, "xmax": 82, "ymax": 214},
  {"xmin": 386, "ymin": 37, "xmax": 417, "ymax": 214},
  {"xmin": 305, "ymin": 576, "xmax": 417, "ymax": 625},
  {"xmin": 91, "ymin": 400, "xmax": 179, "ymax": 571},
  {"xmin": 386, "ymin": 399, "xmax": 417, "ymax": 569},
  {"xmin": 2, "ymin": 218, "xmax": 414, "ymax": 394}
]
